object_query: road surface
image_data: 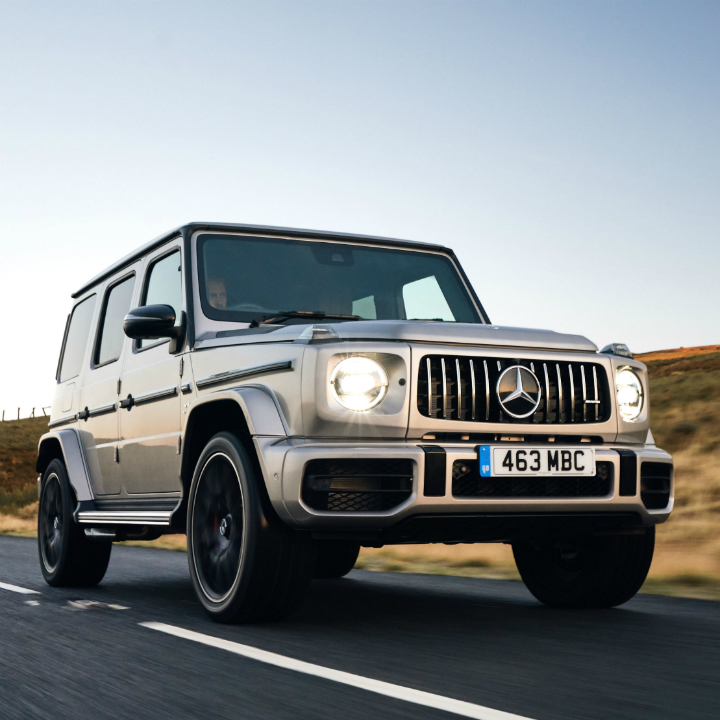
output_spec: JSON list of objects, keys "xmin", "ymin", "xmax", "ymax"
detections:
[{"xmin": 0, "ymin": 535, "xmax": 718, "ymax": 720}]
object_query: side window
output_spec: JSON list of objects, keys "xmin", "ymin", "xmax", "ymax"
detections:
[
  {"xmin": 138, "ymin": 250, "xmax": 182, "ymax": 349},
  {"xmin": 95, "ymin": 275, "xmax": 136, "ymax": 366},
  {"xmin": 58, "ymin": 295, "xmax": 97, "ymax": 383}
]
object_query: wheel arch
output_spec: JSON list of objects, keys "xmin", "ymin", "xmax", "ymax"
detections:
[
  {"xmin": 36, "ymin": 430, "xmax": 93, "ymax": 502},
  {"xmin": 178, "ymin": 387, "xmax": 288, "ymax": 529}
]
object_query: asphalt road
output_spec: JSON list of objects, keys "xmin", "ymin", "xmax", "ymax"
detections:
[{"xmin": 1, "ymin": 535, "xmax": 718, "ymax": 720}]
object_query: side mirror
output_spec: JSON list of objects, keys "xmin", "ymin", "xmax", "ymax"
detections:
[{"xmin": 124, "ymin": 305, "xmax": 186, "ymax": 352}]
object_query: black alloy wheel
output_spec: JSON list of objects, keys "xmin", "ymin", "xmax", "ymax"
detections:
[
  {"xmin": 38, "ymin": 458, "xmax": 112, "ymax": 587},
  {"xmin": 39, "ymin": 471, "xmax": 64, "ymax": 574},
  {"xmin": 191, "ymin": 452, "xmax": 245, "ymax": 602},
  {"xmin": 513, "ymin": 527, "xmax": 655, "ymax": 609},
  {"xmin": 187, "ymin": 432, "xmax": 316, "ymax": 623}
]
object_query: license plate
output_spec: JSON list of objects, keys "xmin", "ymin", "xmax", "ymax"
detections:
[{"xmin": 479, "ymin": 446, "xmax": 596, "ymax": 477}]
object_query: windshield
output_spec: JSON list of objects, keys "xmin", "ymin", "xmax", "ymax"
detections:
[{"xmin": 197, "ymin": 234, "xmax": 482, "ymax": 324}]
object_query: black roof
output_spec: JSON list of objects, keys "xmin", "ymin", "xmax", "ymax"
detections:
[{"xmin": 71, "ymin": 221, "xmax": 450, "ymax": 299}]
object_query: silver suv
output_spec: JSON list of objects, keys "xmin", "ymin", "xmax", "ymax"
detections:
[{"xmin": 38, "ymin": 223, "xmax": 673, "ymax": 621}]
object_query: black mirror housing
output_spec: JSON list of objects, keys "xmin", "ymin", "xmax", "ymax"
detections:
[{"xmin": 124, "ymin": 304, "xmax": 179, "ymax": 340}]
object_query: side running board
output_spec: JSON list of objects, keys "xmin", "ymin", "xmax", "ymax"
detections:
[{"xmin": 76, "ymin": 510, "xmax": 173, "ymax": 526}]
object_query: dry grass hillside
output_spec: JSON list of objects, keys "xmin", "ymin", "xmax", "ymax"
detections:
[
  {"xmin": 0, "ymin": 417, "xmax": 48, "ymax": 517},
  {"xmin": 1, "ymin": 346, "xmax": 718, "ymax": 598},
  {"xmin": 637, "ymin": 345, "xmax": 720, "ymax": 583}
]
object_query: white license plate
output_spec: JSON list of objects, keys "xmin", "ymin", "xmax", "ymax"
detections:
[{"xmin": 479, "ymin": 446, "xmax": 596, "ymax": 477}]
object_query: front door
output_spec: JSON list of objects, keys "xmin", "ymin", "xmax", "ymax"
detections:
[
  {"xmin": 78, "ymin": 269, "xmax": 138, "ymax": 496},
  {"xmin": 118, "ymin": 245, "xmax": 184, "ymax": 495}
]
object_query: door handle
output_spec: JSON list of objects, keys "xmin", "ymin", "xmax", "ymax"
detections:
[{"xmin": 119, "ymin": 386, "xmax": 178, "ymax": 410}]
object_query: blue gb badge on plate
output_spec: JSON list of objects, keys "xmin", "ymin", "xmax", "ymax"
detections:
[{"xmin": 479, "ymin": 446, "xmax": 491, "ymax": 477}]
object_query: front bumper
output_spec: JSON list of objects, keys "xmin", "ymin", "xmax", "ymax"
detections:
[{"xmin": 256, "ymin": 438, "xmax": 673, "ymax": 537}]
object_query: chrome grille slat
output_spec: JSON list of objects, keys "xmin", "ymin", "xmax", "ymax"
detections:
[
  {"xmin": 456, "ymin": 359, "xmax": 462, "ymax": 421},
  {"xmin": 593, "ymin": 366, "xmax": 599, "ymax": 422},
  {"xmin": 556, "ymin": 363, "xmax": 563, "ymax": 423},
  {"xmin": 484, "ymin": 360, "xmax": 490, "ymax": 422},
  {"xmin": 426, "ymin": 358, "xmax": 432, "ymax": 417},
  {"xmin": 470, "ymin": 359, "xmax": 476, "ymax": 421},
  {"xmin": 418, "ymin": 355, "xmax": 608, "ymax": 425},
  {"xmin": 441, "ymin": 358, "xmax": 448, "ymax": 419}
]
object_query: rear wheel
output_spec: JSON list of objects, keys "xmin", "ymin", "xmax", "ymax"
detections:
[
  {"xmin": 38, "ymin": 459, "xmax": 112, "ymax": 587},
  {"xmin": 187, "ymin": 432, "xmax": 316, "ymax": 623},
  {"xmin": 314, "ymin": 541, "xmax": 360, "ymax": 579},
  {"xmin": 513, "ymin": 528, "xmax": 655, "ymax": 608}
]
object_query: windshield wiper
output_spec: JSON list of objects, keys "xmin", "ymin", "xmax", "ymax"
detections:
[{"xmin": 249, "ymin": 310, "xmax": 361, "ymax": 328}]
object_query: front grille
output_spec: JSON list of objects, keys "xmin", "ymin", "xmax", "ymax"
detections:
[
  {"xmin": 417, "ymin": 355, "xmax": 610, "ymax": 425},
  {"xmin": 452, "ymin": 460, "xmax": 614, "ymax": 498},
  {"xmin": 641, "ymin": 462, "xmax": 672, "ymax": 510},
  {"xmin": 302, "ymin": 459, "xmax": 413, "ymax": 512}
]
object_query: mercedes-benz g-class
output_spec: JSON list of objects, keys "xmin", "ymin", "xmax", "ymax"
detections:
[{"xmin": 38, "ymin": 223, "xmax": 673, "ymax": 622}]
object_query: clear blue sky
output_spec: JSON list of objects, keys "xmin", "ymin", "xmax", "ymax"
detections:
[{"xmin": 1, "ymin": 0, "xmax": 718, "ymax": 414}]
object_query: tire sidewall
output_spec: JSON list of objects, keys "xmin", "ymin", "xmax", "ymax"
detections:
[{"xmin": 186, "ymin": 433, "xmax": 262, "ymax": 619}]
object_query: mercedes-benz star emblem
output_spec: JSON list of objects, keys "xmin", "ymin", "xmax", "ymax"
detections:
[{"xmin": 496, "ymin": 365, "xmax": 541, "ymax": 419}]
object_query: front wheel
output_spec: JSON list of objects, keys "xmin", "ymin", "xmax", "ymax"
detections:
[
  {"xmin": 38, "ymin": 459, "xmax": 112, "ymax": 587},
  {"xmin": 513, "ymin": 528, "xmax": 655, "ymax": 609},
  {"xmin": 314, "ymin": 541, "xmax": 360, "ymax": 579},
  {"xmin": 187, "ymin": 432, "xmax": 316, "ymax": 623}
]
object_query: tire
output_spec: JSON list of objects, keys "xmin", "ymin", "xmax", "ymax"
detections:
[
  {"xmin": 314, "ymin": 541, "xmax": 360, "ymax": 579},
  {"xmin": 38, "ymin": 459, "xmax": 112, "ymax": 587},
  {"xmin": 513, "ymin": 528, "xmax": 655, "ymax": 609},
  {"xmin": 187, "ymin": 432, "xmax": 316, "ymax": 623}
]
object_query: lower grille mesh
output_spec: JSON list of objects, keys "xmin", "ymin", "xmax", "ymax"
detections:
[
  {"xmin": 302, "ymin": 459, "xmax": 413, "ymax": 512},
  {"xmin": 452, "ymin": 460, "xmax": 613, "ymax": 498}
]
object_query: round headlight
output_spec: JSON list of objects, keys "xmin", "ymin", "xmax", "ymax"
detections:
[
  {"xmin": 330, "ymin": 357, "xmax": 388, "ymax": 412},
  {"xmin": 616, "ymin": 368, "xmax": 644, "ymax": 421}
]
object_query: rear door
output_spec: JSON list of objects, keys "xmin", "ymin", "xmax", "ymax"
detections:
[
  {"xmin": 77, "ymin": 268, "xmax": 138, "ymax": 496},
  {"xmin": 118, "ymin": 243, "xmax": 184, "ymax": 495}
]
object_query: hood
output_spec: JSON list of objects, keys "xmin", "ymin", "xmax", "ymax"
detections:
[
  {"xmin": 328, "ymin": 320, "xmax": 597, "ymax": 352},
  {"xmin": 195, "ymin": 320, "xmax": 597, "ymax": 353}
]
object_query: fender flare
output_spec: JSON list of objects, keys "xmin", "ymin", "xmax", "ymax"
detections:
[
  {"xmin": 36, "ymin": 429, "xmax": 94, "ymax": 502},
  {"xmin": 184, "ymin": 384, "xmax": 289, "ymax": 437},
  {"xmin": 179, "ymin": 385, "xmax": 290, "ymax": 522}
]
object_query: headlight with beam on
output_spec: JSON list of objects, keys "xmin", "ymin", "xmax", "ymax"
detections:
[
  {"xmin": 616, "ymin": 368, "xmax": 644, "ymax": 421},
  {"xmin": 330, "ymin": 357, "xmax": 389, "ymax": 411}
]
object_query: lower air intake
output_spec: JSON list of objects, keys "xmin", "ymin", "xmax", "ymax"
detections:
[
  {"xmin": 302, "ymin": 459, "xmax": 413, "ymax": 512},
  {"xmin": 452, "ymin": 460, "xmax": 614, "ymax": 498},
  {"xmin": 641, "ymin": 462, "xmax": 672, "ymax": 510}
]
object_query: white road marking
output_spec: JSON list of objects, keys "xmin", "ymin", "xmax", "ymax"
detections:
[
  {"xmin": 0, "ymin": 581, "xmax": 40, "ymax": 595},
  {"xmin": 141, "ymin": 622, "xmax": 534, "ymax": 720},
  {"xmin": 25, "ymin": 600, "xmax": 41, "ymax": 606}
]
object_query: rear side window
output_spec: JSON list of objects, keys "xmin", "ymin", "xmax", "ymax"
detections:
[
  {"xmin": 96, "ymin": 275, "xmax": 136, "ymax": 366},
  {"xmin": 58, "ymin": 295, "xmax": 97, "ymax": 382},
  {"xmin": 138, "ymin": 250, "xmax": 182, "ymax": 349}
]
